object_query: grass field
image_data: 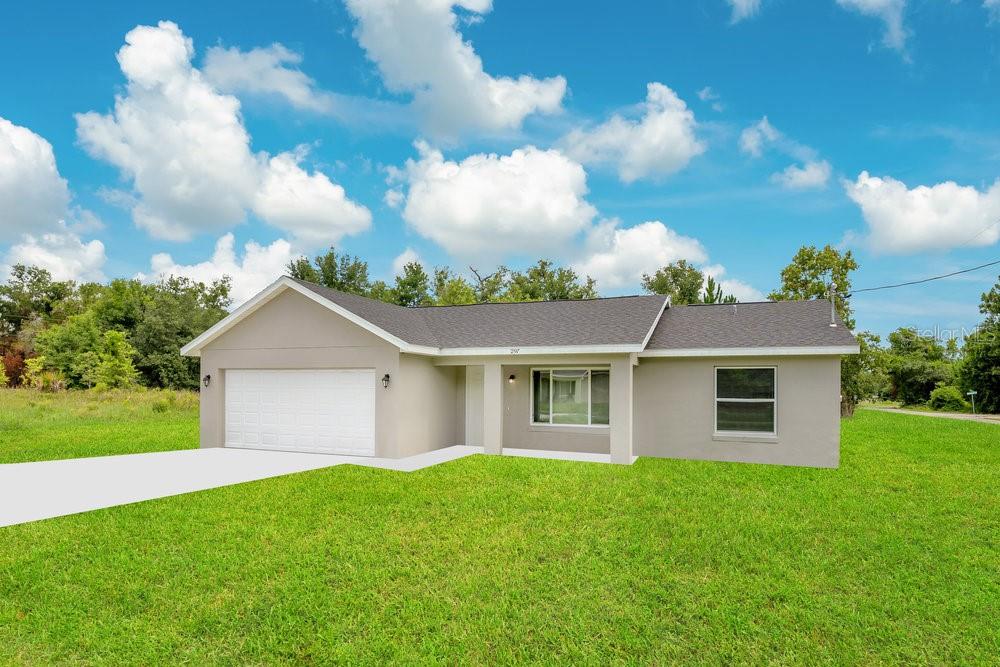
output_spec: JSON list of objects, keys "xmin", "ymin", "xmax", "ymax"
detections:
[
  {"xmin": 0, "ymin": 404, "xmax": 997, "ymax": 664},
  {"xmin": 0, "ymin": 389, "xmax": 198, "ymax": 463}
]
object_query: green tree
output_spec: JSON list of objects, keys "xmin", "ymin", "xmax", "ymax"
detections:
[
  {"xmin": 840, "ymin": 331, "xmax": 890, "ymax": 408},
  {"xmin": 0, "ymin": 265, "xmax": 76, "ymax": 337},
  {"xmin": 642, "ymin": 260, "xmax": 703, "ymax": 305},
  {"xmin": 93, "ymin": 330, "xmax": 139, "ymax": 390},
  {"xmin": 469, "ymin": 267, "xmax": 511, "ymax": 303},
  {"xmin": 506, "ymin": 260, "xmax": 598, "ymax": 302},
  {"xmin": 392, "ymin": 262, "xmax": 433, "ymax": 307},
  {"xmin": 769, "ymin": 245, "xmax": 858, "ymax": 328},
  {"xmin": 131, "ymin": 277, "xmax": 230, "ymax": 389},
  {"xmin": 885, "ymin": 327, "xmax": 952, "ymax": 405},
  {"xmin": 702, "ymin": 275, "xmax": 737, "ymax": 304},
  {"xmin": 34, "ymin": 311, "xmax": 102, "ymax": 388},
  {"xmin": 288, "ymin": 248, "xmax": 371, "ymax": 296},
  {"xmin": 432, "ymin": 269, "xmax": 477, "ymax": 306},
  {"xmin": 959, "ymin": 276, "xmax": 1000, "ymax": 413}
]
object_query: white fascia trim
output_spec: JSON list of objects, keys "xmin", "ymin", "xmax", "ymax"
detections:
[
  {"xmin": 639, "ymin": 345, "xmax": 860, "ymax": 358},
  {"xmin": 639, "ymin": 297, "xmax": 670, "ymax": 350},
  {"xmin": 434, "ymin": 344, "xmax": 644, "ymax": 357},
  {"xmin": 181, "ymin": 276, "xmax": 432, "ymax": 357}
]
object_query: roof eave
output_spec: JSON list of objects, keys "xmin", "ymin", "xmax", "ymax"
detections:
[{"xmin": 638, "ymin": 345, "xmax": 861, "ymax": 357}]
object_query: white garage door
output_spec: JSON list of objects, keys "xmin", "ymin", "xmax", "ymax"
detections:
[{"xmin": 225, "ymin": 369, "xmax": 376, "ymax": 456}]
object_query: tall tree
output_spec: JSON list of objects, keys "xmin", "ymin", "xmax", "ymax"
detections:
[
  {"xmin": 768, "ymin": 244, "xmax": 858, "ymax": 328},
  {"xmin": 432, "ymin": 268, "xmax": 477, "ymax": 306},
  {"xmin": 287, "ymin": 248, "xmax": 371, "ymax": 295},
  {"xmin": 0, "ymin": 265, "xmax": 76, "ymax": 337},
  {"xmin": 885, "ymin": 327, "xmax": 952, "ymax": 405},
  {"xmin": 641, "ymin": 260, "xmax": 704, "ymax": 305},
  {"xmin": 702, "ymin": 275, "xmax": 737, "ymax": 304},
  {"xmin": 392, "ymin": 262, "xmax": 433, "ymax": 307},
  {"xmin": 506, "ymin": 260, "xmax": 598, "ymax": 301},
  {"xmin": 959, "ymin": 276, "xmax": 1000, "ymax": 413},
  {"xmin": 131, "ymin": 276, "xmax": 231, "ymax": 389}
]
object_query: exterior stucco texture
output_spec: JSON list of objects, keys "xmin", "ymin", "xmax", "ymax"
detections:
[{"xmin": 633, "ymin": 356, "xmax": 841, "ymax": 468}]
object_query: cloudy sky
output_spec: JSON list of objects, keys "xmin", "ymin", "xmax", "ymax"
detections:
[{"xmin": 1, "ymin": 0, "xmax": 999, "ymax": 337}]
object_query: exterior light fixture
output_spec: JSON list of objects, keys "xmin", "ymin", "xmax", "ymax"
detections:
[
  {"xmin": 508, "ymin": 374, "xmax": 516, "ymax": 384},
  {"xmin": 202, "ymin": 374, "xmax": 211, "ymax": 388},
  {"xmin": 382, "ymin": 373, "xmax": 391, "ymax": 389}
]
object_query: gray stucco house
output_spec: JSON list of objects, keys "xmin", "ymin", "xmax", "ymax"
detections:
[{"xmin": 181, "ymin": 276, "xmax": 859, "ymax": 468}]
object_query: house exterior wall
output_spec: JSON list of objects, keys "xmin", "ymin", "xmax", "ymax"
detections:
[
  {"xmin": 395, "ymin": 353, "xmax": 460, "ymax": 457},
  {"xmin": 198, "ymin": 289, "xmax": 401, "ymax": 457},
  {"xmin": 633, "ymin": 355, "xmax": 841, "ymax": 468},
  {"xmin": 500, "ymin": 364, "xmax": 611, "ymax": 454}
]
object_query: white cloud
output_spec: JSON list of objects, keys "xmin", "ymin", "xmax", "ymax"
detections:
[
  {"xmin": 137, "ymin": 233, "xmax": 295, "ymax": 307},
  {"xmin": 561, "ymin": 83, "xmax": 705, "ymax": 183},
  {"xmin": 253, "ymin": 149, "xmax": 372, "ymax": 246},
  {"xmin": 740, "ymin": 116, "xmax": 832, "ymax": 188},
  {"xmin": 383, "ymin": 188, "xmax": 404, "ymax": 209},
  {"xmin": 396, "ymin": 142, "xmax": 597, "ymax": 262},
  {"xmin": 770, "ymin": 160, "xmax": 832, "ymax": 190},
  {"xmin": 836, "ymin": 0, "xmax": 908, "ymax": 51},
  {"xmin": 392, "ymin": 247, "xmax": 422, "ymax": 275},
  {"xmin": 739, "ymin": 116, "xmax": 780, "ymax": 157},
  {"xmin": 76, "ymin": 21, "xmax": 369, "ymax": 247},
  {"xmin": 844, "ymin": 171, "xmax": 1000, "ymax": 254},
  {"xmin": 573, "ymin": 219, "xmax": 708, "ymax": 290},
  {"xmin": 726, "ymin": 0, "xmax": 762, "ymax": 23},
  {"xmin": 4, "ymin": 224, "xmax": 106, "ymax": 283},
  {"xmin": 701, "ymin": 264, "xmax": 766, "ymax": 302},
  {"xmin": 342, "ymin": 0, "xmax": 566, "ymax": 139},
  {"xmin": 986, "ymin": 0, "xmax": 1000, "ymax": 23},
  {"xmin": 203, "ymin": 44, "xmax": 333, "ymax": 112},
  {"xmin": 697, "ymin": 86, "xmax": 724, "ymax": 112},
  {"xmin": 0, "ymin": 116, "xmax": 71, "ymax": 242}
]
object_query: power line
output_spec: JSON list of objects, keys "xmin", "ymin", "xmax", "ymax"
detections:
[{"xmin": 842, "ymin": 258, "xmax": 1000, "ymax": 297}]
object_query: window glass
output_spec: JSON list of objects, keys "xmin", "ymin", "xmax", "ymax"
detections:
[
  {"xmin": 717, "ymin": 401, "xmax": 775, "ymax": 433},
  {"xmin": 551, "ymin": 369, "xmax": 589, "ymax": 425},
  {"xmin": 532, "ymin": 370, "xmax": 550, "ymax": 423},
  {"xmin": 717, "ymin": 368, "xmax": 775, "ymax": 399},
  {"xmin": 590, "ymin": 370, "xmax": 610, "ymax": 425}
]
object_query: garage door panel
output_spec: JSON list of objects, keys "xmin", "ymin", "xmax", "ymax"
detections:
[{"xmin": 225, "ymin": 369, "xmax": 376, "ymax": 456}]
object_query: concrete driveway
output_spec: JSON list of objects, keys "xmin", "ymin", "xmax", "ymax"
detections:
[{"xmin": 0, "ymin": 446, "xmax": 481, "ymax": 528}]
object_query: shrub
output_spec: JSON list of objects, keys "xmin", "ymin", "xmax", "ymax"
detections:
[
  {"xmin": 0, "ymin": 363, "xmax": 7, "ymax": 387},
  {"xmin": 927, "ymin": 385, "xmax": 970, "ymax": 412}
]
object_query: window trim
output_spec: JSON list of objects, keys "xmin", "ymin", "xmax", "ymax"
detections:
[
  {"xmin": 529, "ymin": 367, "xmax": 611, "ymax": 429},
  {"xmin": 713, "ymin": 366, "xmax": 777, "ymax": 438}
]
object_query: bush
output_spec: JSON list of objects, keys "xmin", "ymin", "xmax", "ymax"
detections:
[{"xmin": 927, "ymin": 385, "xmax": 970, "ymax": 412}]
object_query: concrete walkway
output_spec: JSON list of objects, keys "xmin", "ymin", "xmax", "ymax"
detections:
[
  {"xmin": 862, "ymin": 406, "xmax": 1000, "ymax": 424},
  {"xmin": 0, "ymin": 446, "xmax": 482, "ymax": 528},
  {"xmin": 0, "ymin": 445, "xmax": 616, "ymax": 528}
]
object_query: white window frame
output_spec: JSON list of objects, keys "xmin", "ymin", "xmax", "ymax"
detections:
[
  {"xmin": 529, "ymin": 367, "xmax": 611, "ymax": 429},
  {"xmin": 714, "ymin": 366, "xmax": 777, "ymax": 437}
]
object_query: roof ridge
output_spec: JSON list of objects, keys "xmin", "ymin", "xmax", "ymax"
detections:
[{"xmin": 415, "ymin": 293, "xmax": 666, "ymax": 309}]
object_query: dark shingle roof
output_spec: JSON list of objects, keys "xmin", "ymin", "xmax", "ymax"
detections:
[
  {"xmin": 645, "ymin": 300, "xmax": 858, "ymax": 350},
  {"xmin": 291, "ymin": 278, "xmax": 666, "ymax": 349},
  {"xmin": 291, "ymin": 278, "xmax": 856, "ymax": 352}
]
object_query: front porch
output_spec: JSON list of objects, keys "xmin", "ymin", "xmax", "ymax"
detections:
[{"xmin": 439, "ymin": 354, "xmax": 637, "ymax": 465}]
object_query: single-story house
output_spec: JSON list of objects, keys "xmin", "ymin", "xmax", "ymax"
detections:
[{"xmin": 181, "ymin": 276, "xmax": 859, "ymax": 468}]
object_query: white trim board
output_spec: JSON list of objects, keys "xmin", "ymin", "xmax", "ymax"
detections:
[
  {"xmin": 639, "ymin": 345, "xmax": 859, "ymax": 358},
  {"xmin": 181, "ymin": 277, "xmax": 438, "ymax": 357}
]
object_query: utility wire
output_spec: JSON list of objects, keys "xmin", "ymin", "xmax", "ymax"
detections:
[{"xmin": 841, "ymin": 258, "xmax": 1000, "ymax": 297}]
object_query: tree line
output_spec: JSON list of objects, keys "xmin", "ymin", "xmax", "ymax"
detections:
[{"xmin": 1, "ymin": 246, "xmax": 997, "ymax": 414}]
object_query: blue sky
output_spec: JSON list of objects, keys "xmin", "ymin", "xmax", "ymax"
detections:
[{"xmin": 1, "ymin": 0, "xmax": 998, "ymax": 339}]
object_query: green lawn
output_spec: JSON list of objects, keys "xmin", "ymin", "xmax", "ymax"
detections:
[
  {"xmin": 1, "ymin": 409, "xmax": 998, "ymax": 664},
  {"xmin": 0, "ymin": 389, "xmax": 198, "ymax": 463}
]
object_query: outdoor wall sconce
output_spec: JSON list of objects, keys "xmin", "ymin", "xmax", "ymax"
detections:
[
  {"xmin": 508, "ymin": 374, "xmax": 516, "ymax": 384},
  {"xmin": 382, "ymin": 373, "xmax": 391, "ymax": 389},
  {"xmin": 202, "ymin": 374, "xmax": 211, "ymax": 388}
]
